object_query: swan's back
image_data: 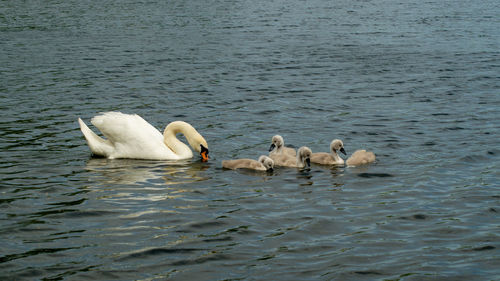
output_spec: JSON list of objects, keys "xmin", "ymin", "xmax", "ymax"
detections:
[
  {"xmin": 346, "ymin": 149, "xmax": 376, "ymax": 166},
  {"xmin": 282, "ymin": 146, "xmax": 297, "ymax": 156},
  {"xmin": 269, "ymin": 153, "xmax": 296, "ymax": 167},
  {"xmin": 310, "ymin": 152, "xmax": 337, "ymax": 165},
  {"xmin": 222, "ymin": 159, "xmax": 266, "ymax": 171},
  {"xmin": 269, "ymin": 146, "xmax": 296, "ymax": 157},
  {"xmin": 270, "ymin": 147, "xmax": 311, "ymax": 168},
  {"xmin": 91, "ymin": 112, "xmax": 163, "ymax": 144}
]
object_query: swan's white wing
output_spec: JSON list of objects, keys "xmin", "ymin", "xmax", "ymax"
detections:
[
  {"xmin": 91, "ymin": 112, "xmax": 161, "ymax": 143},
  {"xmin": 90, "ymin": 112, "xmax": 176, "ymax": 159}
]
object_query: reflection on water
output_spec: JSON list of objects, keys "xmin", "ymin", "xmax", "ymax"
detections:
[
  {"xmin": 83, "ymin": 158, "xmax": 214, "ymax": 205},
  {"xmin": 85, "ymin": 158, "xmax": 210, "ymax": 186}
]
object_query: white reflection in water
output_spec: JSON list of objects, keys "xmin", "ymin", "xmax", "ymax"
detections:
[{"xmin": 84, "ymin": 158, "xmax": 210, "ymax": 187}]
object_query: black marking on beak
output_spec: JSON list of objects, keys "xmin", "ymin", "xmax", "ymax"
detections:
[
  {"xmin": 269, "ymin": 143, "xmax": 276, "ymax": 152},
  {"xmin": 200, "ymin": 144, "xmax": 208, "ymax": 154},
  {"xmin": 340, "ymin": 147, "xmax": 346, "ymax": 155},
  {"xmin": 306, "ymin": 158, "xmax": 311, "ymax": 167}
]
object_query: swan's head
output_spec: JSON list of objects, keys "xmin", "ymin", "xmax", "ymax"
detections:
[
  {"xmin": 258, "ymin": 155, "xmax": 274, "ymax": 172},
  {"xmin": 269, "ymin": 135, "xmax": 284, "ymax": 152},
  {"xmin": 199, "ymin": 143, "xmax": 209, "ymax": 162},
  {"xmin": 191, "ymin": 138, "xmax": 209, "ymax": 162},
  {"xmin": 165, "ymin": 121, "xmax": 209, "ymax": 161},
  {"xmin": 297, "ymin": 146, "xmax": 312, "ymax": 168},
  {"xmin": 330, "ymin": 139, "xmax": 346, "ymax": 155}
]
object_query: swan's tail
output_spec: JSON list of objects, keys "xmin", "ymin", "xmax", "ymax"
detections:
[{"xmin": 78, "ymin": 118, "xmax": 113, "ymax": 157}]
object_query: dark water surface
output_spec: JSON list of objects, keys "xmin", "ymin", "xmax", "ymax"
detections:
[{"xmin": 1, "ymin": 0, "xmax": 499, "ymax": 280}]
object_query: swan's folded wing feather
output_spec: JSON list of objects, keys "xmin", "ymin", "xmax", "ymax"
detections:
[
  {"xmin": 223, "ymin": 159, "xmax": 265, "ymax": 171},
  {"xmin": 310, "ymin": 152, "xmax": 332, "ymax": 164},
  {"xmin": 91, "ymin": 112, "xmax": 164, "ymax": 144},
  {"xmin": 270, "ymin": 153, "xmax": 297, "ymax": 167},
  {"xmin": 89, "ymin": 112, "xmax": 178, "ymax": 159},
  {"xmin": 284, "ymin": 146, "xmax": 297, "ymax": 156}
]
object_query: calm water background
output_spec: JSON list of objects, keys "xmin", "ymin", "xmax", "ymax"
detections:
[{"xmin": 1, "ymin": 0, "xmax": 499, "ymax": 280}]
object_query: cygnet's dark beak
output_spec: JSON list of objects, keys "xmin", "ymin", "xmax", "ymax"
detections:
[
  {"xmin": 306, "ymin": 158, "xmax": 311, "ymax": 167},
  {"xmin": 200, "ymin": 145, "xmax": 209, "ymax": 162},
  {"xmin": 267, "ymin": 167, "xmax": 274, "ymax": 173},
  {"xmin": 340, "ymin": 147, "xmax": 347, "ymax": 155},
  {"xmin": 268, "ymin": 143, "xmax": 276, "ymax": 152}
]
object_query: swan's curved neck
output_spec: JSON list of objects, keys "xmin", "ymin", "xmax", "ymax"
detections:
[{"xmin": 163, "ymin": 121, "xmax": 197, "ymax": 159}]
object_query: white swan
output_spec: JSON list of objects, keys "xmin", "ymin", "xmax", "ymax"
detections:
[
  {"xmin": 310, "ymin": 139, "xmax": 346, "ymax": 165},
  {"xmin": 346, "ymin": 149, "xmax": 376, "ymax": 167},
  {"xmin": 270, "ymin": 146, "xmax": 311, "ymax": 168},
  {"xmin": 222, "ymin": 155, "xmax": 274, "ymax": 172},
  {"xmin": 78, "ymin": 112, "xmax": 209, "ymax": 161},
  {"xmin": 268, "ymin": 135, "xmax": 296, "ymax": 156}
]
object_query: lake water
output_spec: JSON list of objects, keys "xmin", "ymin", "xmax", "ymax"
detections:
[{"xmin": 1, "ymin": 0, "xmax": 499, "ymax": 280}]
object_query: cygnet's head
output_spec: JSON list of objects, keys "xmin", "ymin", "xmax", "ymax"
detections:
[
  {"xmin": 330, "ymin": 139, "xmax": 346, "ymax": 155},
  {"xmin": 268, "ymin": 135, "xmax": 284, "ymax": 152},
  {"xmin": 297, "ymin": 146, "xmax": 312, "ymax": 168},
  {"xmin": 258, "ymin": 155, "xmax": 274, "ymax": 171}
]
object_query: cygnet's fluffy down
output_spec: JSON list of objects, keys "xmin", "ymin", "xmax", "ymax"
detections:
[
  {"xmin": 268, "ymin": 135, "xmax": 296, "ymax": 156},
  {"xmin": 310, "ymin": 139, "xmax": 346, "ymax": 165},
  {"xmin": 270, "ymin": 146, "xmax": 311, "ymax": 168},
  {"xmin": 222, "ymin": 155, "xmax": 274, "ymax": 171},
  {"xmin": 346, "ymin": 149, "xmax": 376, "ymax": 166}
]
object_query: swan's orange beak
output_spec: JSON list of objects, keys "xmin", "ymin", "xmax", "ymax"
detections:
[
  {"xmin": 201, "ymin": 150, "xmax": 209, "ymax": 162},
  {"xmin": 200, "ymin": 145, "xmax": 209, "ymax": 162}
]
